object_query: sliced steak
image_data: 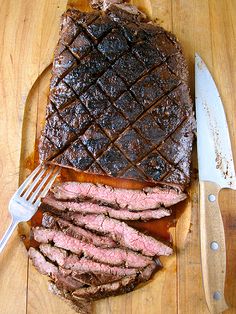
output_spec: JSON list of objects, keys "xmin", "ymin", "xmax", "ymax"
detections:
[
  {"xmin": 39, "ymin": 243, "xmax": 68, "ymax": 266},
  {"xmin": 30, "ymin": 245, "xmax": 130, "ymax": 290},
  {"xmin": 29, "ymin": 247, "xmax": 58, "ymax": 276},
  {"xmin": 72, "ymin": 258, "xmax": 157, "ymax": 301},
  {"xmin": 41, "ymin": 210, "xmax": 58, "ymax": 228},
  {"xmin": 52, "ymin": 182, "xmax": 187, "ymax": 210},
  {"xmin": 28, "ymin": 247, "xmax": 83, "ymax": 291},
  {"xmin": 39, "ymin": 4, "xmax": 195, "ymax": 189},
  {"xmin": 39, "ymin": 243, "xmax": 149, "ymax": 277},
  {"xmin": 72, "ymin": 275, "xmax": 138, "ymax": 301},
  {"xmin": 48, "ymin": 282, "xmax": 92, "ymax": 314},
  {"xmin": 42, "ymin": 192, "xmax": 171, "ymax": 221},
  {"xmin": 64, "ymin": 213, "xmax": 172, "ymax": 256},
  {"xmin": 33, "ymin": 227, "xmax": 153, "ymax": 268},
  {"xmin": 66, "ymin": 255, "xmax": 157, "ymax": 278},
  {"xmin": 62, "ymin": 268, "xmax": 125, "ymax": 286},
  {"xmin": 42, "ymin": 212, "xmax": 116, "ymax": 248},
  {"xmin": 54, "ymin": 273, "xmax": 84, "ymax": 291},
  {"xmin": 137, "ymin": 260, "xmax": 158, "ymax": 281},
  {"xmin": 72, "ymin": 271, "xmax": 124, "ymax": 286}
]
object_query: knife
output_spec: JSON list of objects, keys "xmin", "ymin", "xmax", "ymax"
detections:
[{"xmin": 195, "ymin": 53, "xmax": 236, "ymax": 313}]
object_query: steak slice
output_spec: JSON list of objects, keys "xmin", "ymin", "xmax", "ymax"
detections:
[
  {"xmin": 28, "ymin": 247, "xmax": 84, "ymax": 291},
  {"xmin": 64, "ymin": 212, "xmax": 172, "ymax": 256},
  {"xmin": 38, "ymin": 244, "xmax": 128, "ymax": 285},
  {"xmin": 30, "ymin": 245, "xmax": 157, "ymax": 298},
  {"xmin": 33, "ymin": 227, "xmax": 153, "ymax": 268},
  {"xmin": 71, "ymin": 271, "xmax": 125, "ymax": 286},
  {"xmin": 66, "ymin": 255, "xmax": 156, "ymax": 277},
  {"xmin": 48, "ymin": 282, "xmax": 92, "ymax": 314},
  {"xmin": 52, "ymin": 182, "xmax": 187, "ymax": 210},
  {"xmin": 40, "ymin": 244, "xmax": 144, "ymax": 277},
  {"xmin": 72, "ymin": 275, "xmax": 138, "ymax": 301},
  {"xmin": 38, "ymin": 4, "xmax": 195, "ymax": 189},
  {"xmin": 54, "ymin": 273, "xmax": 84, "ymax": 292},
  {"xmin": 39, "ymin": 243, "xmax": 68, "ymax": 266},
  {"xmin": 42, "ymin": 211, "xmax": 116, "ymax": 248},
  {"xmin": 29, "ymin": 247, "xmax": 58, "ymax": 276},
  {"xmin": 42, "ymin": 192, "xmax": 172, "ymax": 221},
  {"xmin": 72, "ymin": 262, "xmax": 156, "ymax": 301}
]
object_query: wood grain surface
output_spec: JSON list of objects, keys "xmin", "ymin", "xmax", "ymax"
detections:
[{"xmin": 0, "ymin": 1, "xmax": 235, "ymax": 314}]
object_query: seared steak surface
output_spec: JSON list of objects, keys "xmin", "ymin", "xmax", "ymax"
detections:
[{"xmin": 39, "ymin": 5, "xmax": 194, "ymax": 188}]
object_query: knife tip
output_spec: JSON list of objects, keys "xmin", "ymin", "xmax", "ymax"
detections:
[
  {"xmin": 195, "ymin": 53, "xmax": 205, "ymax": 71},
  {"xmin": 195, "ymin": 52, "xmax": 201, "ymax": 61}
]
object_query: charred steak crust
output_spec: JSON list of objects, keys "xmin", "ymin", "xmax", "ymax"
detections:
[{"xmin": 39, "ymin": 5, "xmax": 195, "ymax": 188}]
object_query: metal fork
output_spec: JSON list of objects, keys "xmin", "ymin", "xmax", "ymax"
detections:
[{"xmin": 0, "ymin": 165, "xmax": 61, "ymax": 253}]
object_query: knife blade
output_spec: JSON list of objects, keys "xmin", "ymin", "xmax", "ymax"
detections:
[{"xmin": 195, "ymin": 53, "xmax": 236, "ymax": 313}]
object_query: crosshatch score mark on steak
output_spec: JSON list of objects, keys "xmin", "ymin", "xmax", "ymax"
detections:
[{"xmin": 38, "ymin": 3, "xmax": 195, "ymax": 189}]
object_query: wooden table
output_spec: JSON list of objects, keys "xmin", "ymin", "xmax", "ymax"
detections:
[{"xmin": 0, "ymin": 1, "xmax": 235, "ymax": 313}]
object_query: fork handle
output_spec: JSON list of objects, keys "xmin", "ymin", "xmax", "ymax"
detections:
[{"xmin": 0, "ymin": 219, "xmax": 19, "ymax": 253}]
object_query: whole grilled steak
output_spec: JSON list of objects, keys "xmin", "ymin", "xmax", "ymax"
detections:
[
  {"xmin": 30, "ymin": 1, "xmax": 195, "ymax": 312},
  {"xmin": 38, "ymin": 2, "xmax": 195, "ymax": 189}
]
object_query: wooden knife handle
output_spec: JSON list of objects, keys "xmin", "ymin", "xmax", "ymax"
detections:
[{"xmin": 199, "ymin": 181, "xmax": 228, "ymax": 313}]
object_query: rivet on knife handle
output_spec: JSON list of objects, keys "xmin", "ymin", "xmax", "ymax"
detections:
[{"xmin": 199, "ymin": 181, "xmax": 228, "ymax": 313}]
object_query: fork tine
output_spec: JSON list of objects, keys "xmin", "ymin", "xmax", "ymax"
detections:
[
  {"xmin": 16, "ymin": 165, "xmax": 42, "ymax": 195},
  {"xmin": 23, "ymin": 167, "xmax": 47, "ymax": 199},
  {"xmin": 28, "ymin": 166, "xmax": 55, "ymax": 203},
  {"xmin": 34, "ymin": 167, "xmax": 61, "ymax": 207}
]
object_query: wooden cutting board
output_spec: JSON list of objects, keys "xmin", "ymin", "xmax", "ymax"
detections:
[{"xmin": 0, "ymin": 1, "xmax": 236, "ymax": 313}]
